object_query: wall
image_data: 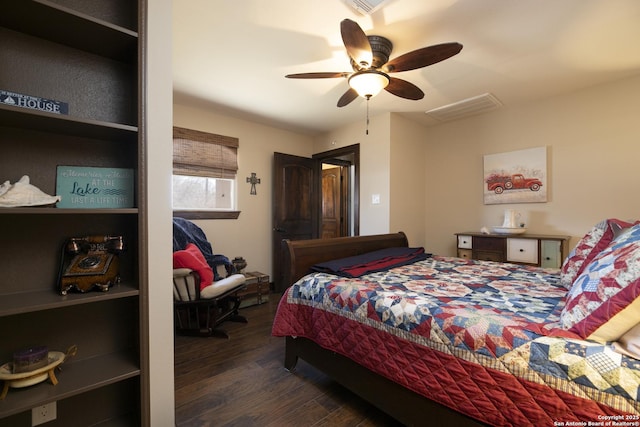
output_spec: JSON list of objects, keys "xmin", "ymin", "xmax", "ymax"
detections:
[
  {"xmin": 423, "ymin": 75, "xmax": 640, "ymax": 256},
  {"xmin": 172, "ymin": 74, "xmax": 640, "ymax": 281},
  {"xmin": 314, "ymin": 113, "xmax": 429, "ymax": 246},
  {"xmin": 389, "ymin": 114, "xmax": 428, "ymax": 248},
  {"xmin": 314, "ymin": 112, "xmax": 392, "ymax": 235},
  {"xmin": 173, "ymin": 104, "xmax": 314, "ymax": 276},
  {"xmin": 146, "ymin": 0, "xmax": 175, "ymax": 424}
]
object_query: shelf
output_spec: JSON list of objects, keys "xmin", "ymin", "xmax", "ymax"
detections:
[
  {"xmin": 0, "ymin": 352, "xmax": 140, "ymax": 419},
  {"xmin": 0, "ymin": 0, "xmax": 137, "ymax": 63},
  {"xmin": 0, "ymin": 208, "xmax": 138, "ymax": 215},
  {"xmin": 0, "ymin": 104, "xmax": 138, "ymax": 142},
  {"xmin": 0, "ymin": 283, "xmax": 139, "ymax": 317},
  {"xmin": 94, "ymin": 416, "xmax": 139, "ymax": 427},
  {"xmin": 0, "ymin": 0, "xmax": 146, "ymax": 422}
]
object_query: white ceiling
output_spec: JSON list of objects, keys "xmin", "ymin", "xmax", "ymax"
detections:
[{"xmin": 172, "ymin": 0, "xmax": 640, "ymax": 135}]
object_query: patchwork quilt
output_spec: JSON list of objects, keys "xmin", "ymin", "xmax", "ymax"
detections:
[{"xmin": 272, "ymin": 256, "xmax": 640, "ymax": 426}]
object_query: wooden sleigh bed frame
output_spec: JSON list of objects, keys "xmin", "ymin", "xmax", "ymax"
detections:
[{"xmin": 280, "ymin": 232, "xmax": 487, "ymax": 426}]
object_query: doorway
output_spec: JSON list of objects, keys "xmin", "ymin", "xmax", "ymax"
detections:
[
  {"xmin": 314, "ymin": 144, "xmax": 359, "ymax": 237},
  {"xmin": 272, "ymin": 144, "xmax": 359, "ymax": 291},
  {"xmin": 320, "ymin": 162, "xmax": 348, "ymax": 239}
]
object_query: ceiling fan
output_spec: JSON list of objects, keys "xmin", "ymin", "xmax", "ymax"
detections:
[{"xmin": 285, "ymin": 19, "xmax": 463, "ymax": 107}]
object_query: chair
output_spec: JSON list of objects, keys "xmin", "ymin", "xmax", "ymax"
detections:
[{"xmin": 172, "ymin": 218, "xmax": 247, "ymax": 338}]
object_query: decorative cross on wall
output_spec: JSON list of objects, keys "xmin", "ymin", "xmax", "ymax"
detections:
[{"xmin": 246, "ymin": 172, "xmax": 261, "ymax": 195}]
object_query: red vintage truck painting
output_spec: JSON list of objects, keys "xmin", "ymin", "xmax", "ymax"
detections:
[{"xmin": 485, "ymin": 173, "xmax": 542, "ymax": 194}]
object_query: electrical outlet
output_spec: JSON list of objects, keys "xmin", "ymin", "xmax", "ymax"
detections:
[{"xmin": 32, "ymin": 401, "xmax": 56, "ymax": 426}]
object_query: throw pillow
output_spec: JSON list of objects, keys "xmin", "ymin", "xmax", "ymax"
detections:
[
  {"xmin": 560, "ymin": 223, "xmax": 640, "ymax": 342},
  {"xmin": 560, "ymin": 218, "xmax": 637, "ymax": 289},
  {"xmin": 173, "ymin": 243, "xmax": 214, "ymax": 291}
]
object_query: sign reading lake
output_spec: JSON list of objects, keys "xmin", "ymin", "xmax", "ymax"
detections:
[{"xmin": 56, "ymin": 166, "xmax": 134, "ymax": 208}]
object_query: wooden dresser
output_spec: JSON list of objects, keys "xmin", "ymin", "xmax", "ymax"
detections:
[{"xmin": 455, "ymin": 232, "xmax": 571, "ymax": 268}]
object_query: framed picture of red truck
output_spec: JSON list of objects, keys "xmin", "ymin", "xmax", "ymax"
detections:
[{"xmin": 483, "ymin": 146, "xmax": 547, "ymax": 204}]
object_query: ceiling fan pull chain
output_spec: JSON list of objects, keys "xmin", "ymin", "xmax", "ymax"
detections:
[{"xmin": 366, "ymin": 96, "xmax": 370, "ymax": 135}]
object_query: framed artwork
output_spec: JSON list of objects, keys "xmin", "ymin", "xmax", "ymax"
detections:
[{"xmin": 483, "ymin": 146, "xmax": 547, "ymax": 205}]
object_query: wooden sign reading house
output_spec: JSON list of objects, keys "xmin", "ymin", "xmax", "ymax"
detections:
[
  {"xmin": 1, "ymin": 89, "xmax": 69, "ymax": 115},
  {"xmin": 56, "ymin": 166, "xmax": 134, "ymax": 208}
]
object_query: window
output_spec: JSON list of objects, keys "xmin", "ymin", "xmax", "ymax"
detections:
[
  {"xmin": 173, "ymin": 127, "xmax": 240, "ymax": 219},
  {"xmin": 172, "ymin": 175, "xmax": 235, "ymax": 210}
]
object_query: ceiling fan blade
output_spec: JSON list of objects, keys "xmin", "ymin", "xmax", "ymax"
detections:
[
  {"xmin": 337, "ymin": 88, "xmax": 359, "ymax": 107},
  {"xmin": 340, "ymin": 19, "xmax": 373, "ymax": 69},
  {"xmin": 385, "ymin": 77, "xmax": 424, "ymax": 100},
  {"xmin": 382, "ymin": 42, "xmax": 462, "ymax": 73},
  {"xmin": 285, "ymin": 72, "xmax": 349, "ymax": 79}
]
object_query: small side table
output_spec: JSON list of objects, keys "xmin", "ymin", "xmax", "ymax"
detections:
[{"xmin": 239, "ymin": 271, "xmax": 270, "ymax": 308}]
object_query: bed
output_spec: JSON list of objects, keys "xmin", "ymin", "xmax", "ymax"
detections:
[{"xmin": 272, "ymin": 221, "xmax": 640, "ymax": 426}]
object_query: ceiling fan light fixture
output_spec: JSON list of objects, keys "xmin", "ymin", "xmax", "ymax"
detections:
[
  {"xmin": 348, "ymin": 70, "xmax": 390, "ymax": 99},
  {"xmin": 284, "ymin": 19, "xmax": 461, "ymax": 108}
]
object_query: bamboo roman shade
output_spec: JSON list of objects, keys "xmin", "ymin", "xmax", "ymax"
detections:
[{"xmin": 173, "ymin": 126, "xmax": 239, "ymax": 179}]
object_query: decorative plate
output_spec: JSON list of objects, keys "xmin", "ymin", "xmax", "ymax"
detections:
[{"xmin": 0, "ymin": 351, "xmax": 65, "ymax": 388}]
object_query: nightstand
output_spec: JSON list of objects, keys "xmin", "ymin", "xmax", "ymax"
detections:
[
  {"xmin": 239, "ymin": 271, "xmax": 271, "ymax": 308},
  {"xmin": 455, "ymin": 232, "xmax": 570, "ymax": 268}
]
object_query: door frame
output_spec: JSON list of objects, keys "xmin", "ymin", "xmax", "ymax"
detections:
[{"xmin": 313, "ymin": 144, "xmax": 360, "ymax": 236}]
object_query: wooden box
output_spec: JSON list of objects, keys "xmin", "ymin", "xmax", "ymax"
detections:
[{"xmin": 239, "ymin": 271, "xmax": 270, "ymax": 308}]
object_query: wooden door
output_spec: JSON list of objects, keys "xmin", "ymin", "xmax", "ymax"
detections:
[
  {"xmin": 313, "ymin": 144, "xmax": 360, "ymax": 237},
  {"xmin": 272, "ymin": 153, "xmax": 319, "ymax": 292},
  {"xmin": 321, "ymin": 166, "xmax": 348, "ymax": 239}
]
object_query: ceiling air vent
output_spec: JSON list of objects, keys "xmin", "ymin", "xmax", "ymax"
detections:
[
  {"xmin": 425, "ymin": 93, "xmax": 502, "ymax": 122},
  {"xmin": 342, "ymin": 0, "xmax": 391, "ymax": 15}
]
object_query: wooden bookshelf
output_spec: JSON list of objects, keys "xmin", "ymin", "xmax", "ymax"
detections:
[{"xmin": 0, "ymin": 1, "xmax": 147, "ymax": 425}]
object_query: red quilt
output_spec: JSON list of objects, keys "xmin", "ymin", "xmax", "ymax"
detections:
[{"xmin": 272, "ymin": 256, "xmax": 640, "ymax": 426}]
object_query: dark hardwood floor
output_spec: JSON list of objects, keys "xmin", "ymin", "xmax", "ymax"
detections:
[{"xmin": 174, "ymin": 295, "xmax": 404, "ymax": 426}]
